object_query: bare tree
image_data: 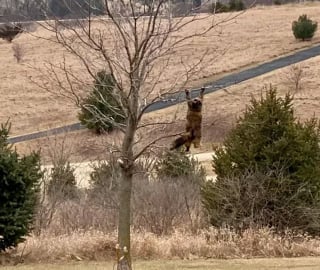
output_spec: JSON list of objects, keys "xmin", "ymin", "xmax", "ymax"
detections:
[
  {"xmin": 30, "ymin": 0, "xmax": 244, "ymax": 267},
  {"xmin": 282, "ymin": 64, "xmax": 306, "ymax": 95}
]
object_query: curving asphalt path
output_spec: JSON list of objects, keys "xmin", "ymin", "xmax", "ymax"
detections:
[{"xmin": 8, "ymin": 44, "xmax": 320, "ymax": 144}]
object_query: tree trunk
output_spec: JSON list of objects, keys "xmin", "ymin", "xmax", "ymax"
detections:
[
  {"xmin": 117, "ymin": 103, "xmax": 137, "ymax": 267},
  {"xmin": 118, "ymin": 165, "xmax": 133, "ymax": 265}
]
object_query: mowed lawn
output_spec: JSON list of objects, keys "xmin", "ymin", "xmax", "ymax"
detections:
[{"xmin": 3, "ymin": 258, "xmax": 320, "ymax": 270}]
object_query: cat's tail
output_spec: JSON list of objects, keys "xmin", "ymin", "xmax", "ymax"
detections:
[{"xmin": 170, "ymin": 131, "xmax": 195, "ymax": 150}]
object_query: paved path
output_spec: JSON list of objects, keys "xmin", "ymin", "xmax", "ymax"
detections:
[{"xmin": 8, "ymin": 44, "xmax": 320, "ymax": 144}]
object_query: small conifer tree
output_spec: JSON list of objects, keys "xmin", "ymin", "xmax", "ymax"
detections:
[
  {"xmin": 88, "ymin": 157, "xmax": 121, "ymax": 205},
  {"xmin": 202, "ymin": 86, "xmax": 320, "ymax": 234},
  {"xmin": 47, "ymin": 160, "xmax": 78, "ymax": 201},
  {"xmin": 228, "ymin": 0, "xmax": 245, "ymax": 11},
  {"xmin": 78, "ymin": 70, "xmax": 126, "ymax": 134},
  {"xmin": 0, "ymin": 122, "xmax": 42, "ymax": 251},
  {"xmin": 211, "ymin": 1, "xmax": 229, "ymax": 13},
  {"xmin": 155, "ymin": 149, "xmax": 206, "ymax": 181},
  {"xmin": 292, "ymin": 14, "xmax": 318, "ymax": 41}
]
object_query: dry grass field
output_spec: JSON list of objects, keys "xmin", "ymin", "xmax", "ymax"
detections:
[
  {"xmin": 0, "ymin": 228, "xmax": 320, "ymax": 265},
  {"xmin": 1, "ymin": 2, "xmax": 320, "ymax": 138},
  {"xmin": 1, "ymin": 228, "xmax": 320, "ymax": 266},
  {"xmin": 3, "ymin": 258, "xmax": 320, "ymax": 270},
  {"xmin": 3, "ymin": 2, "xmax": 318, "ymax": 164},
  {"xmin": 16, "ymin": 52, "xmax": 320, "ymax": 163}
]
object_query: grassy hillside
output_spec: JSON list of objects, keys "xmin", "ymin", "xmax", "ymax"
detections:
[{"xmin": 0, "ymin": 3, "xmax": 320, "ymax": 137}]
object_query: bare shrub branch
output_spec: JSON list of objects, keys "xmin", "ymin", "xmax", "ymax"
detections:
[
  {"xmin": 282, "ymin": 64, "xmax": 307, "ymax": 95},
  {"xmin": 12, "ymin": 43, "xmax": 24, "ymax": 63}
]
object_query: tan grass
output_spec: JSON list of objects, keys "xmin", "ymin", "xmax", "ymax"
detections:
[
  {"xmin": 1, "ymin": 3, "xmax": 320, "ymax": 136},
  {"xmin": 200, "ymin": 54, "xmax": 320, "ymax": 126},
  {"xmin": 3, "ymin": 228, "xmax": 319, "ymax": 264},
  {"xmin": 14, "ymin": 55, "xmax": 320, "ymax": 163},
  {"xmin": 17, "ymin": 231, "xmax": 117, "ymax": 262}
]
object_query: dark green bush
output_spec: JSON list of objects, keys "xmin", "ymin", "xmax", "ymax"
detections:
[
  {"xmin": 89, "ymin": 159, "xmax": 120, "ymax": 192},
  {"xmin": 88, "ymin": 154, "xmax": 150, "ymax": 197},
  {"xmin": 292, "ymin": 14, "xmax": 318, "ymax": 41},
  {"xmin": 0, "ymin": 122, "xmax": 42, "ymax": 251},
  {"xmin": 87, "ymin": 156, "xmax": 122, "ymax": 207},
  {"xmin": 228, "ymin": 0, "xmax": 245, "ymax": 11},
  {"xmin": 211, "ymin": 1, "xmax": 229, "ymax": 13},
  {"xmin": 155, "ymin": 149, "xmax": 206, "ymax": 180},
  {"xmin": 211, "ymin": 0, "xmax": 245, "ymax": 13},
  {"xmin": 46, "ymin": 160, "xmax": 78, "ymax": 201},
  {"xmin": 202, "ymin": 86, "xmax": 320, "ymax": 234},
  {"xmin": 87, "ymin": 155, "xmax": 151, "ymax": 212},
  {"xmin": 78, "ymin": 71, "xmax": 126, "ymax": 134}
]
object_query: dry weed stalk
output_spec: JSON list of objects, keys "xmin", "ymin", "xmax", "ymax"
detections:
[{"xmin": 12, "ymin": 43, "xmax": 24, "ymax": 63}]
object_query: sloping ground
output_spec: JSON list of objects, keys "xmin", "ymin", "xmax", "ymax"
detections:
[
  {"xmin": 0, "ymin": 3, "xmax": 320, "ymax": 136},
  {"xmin": 137, "ymin": 54, "xmax": 320, "ymax": 156},
  {"xmin": 16, "ymin": 54, "xmax": 320, "ymax": 184},
  {"xmin": 14, "ymin": 54, "xmax": 320, "ymax": 166},
  {"xmin": 8, "ymin": 43, "xmax": 320, "ymax": 144}
]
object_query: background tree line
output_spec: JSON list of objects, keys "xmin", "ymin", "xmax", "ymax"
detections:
[{"xmin": 0, "ymin": 0, "xmax": 105, "ymax": 21}]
